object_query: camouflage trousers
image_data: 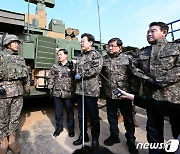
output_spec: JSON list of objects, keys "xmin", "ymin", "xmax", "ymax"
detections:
[{"xmin": 0, "ymin": 96, "xmax": 23, "ymax": 139}]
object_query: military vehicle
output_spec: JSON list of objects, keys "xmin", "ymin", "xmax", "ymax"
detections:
[
  {"xmin": 0, "ymin": 0, "xmax": 82, "ymax": 97},
  {"xmin": 0, "ymin": 0, "xmax": 138, "ymax": 97}
]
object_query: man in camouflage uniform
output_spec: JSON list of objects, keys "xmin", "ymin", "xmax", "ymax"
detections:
[
  {"xmin": 0, "ymin": 34, "xmax": 30, "ymax": 154},
  {"xmin": 101, "ymin": 38, "xmax": 138, "ymax": 154},
  {"xmin": 131, "ymin": 22, "xmax": 180, "ymax": 154},
  {"xmin": 48, "ymin": 49, "xmax": 75, "ymax": 138},
  {"xmin": 73, "ymin": 33, "xmax": 103, "ymax": 147}
]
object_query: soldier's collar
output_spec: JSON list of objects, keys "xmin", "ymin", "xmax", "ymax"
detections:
[
  {"xmin": 82, "ymin": 49, "xmax": 93, "ymax": 55},
  {"xmin": 58, "ymin": 61, "xmax": 62, "ymax": 65},
  {"xmin": 4, "ymin": 49, "xmax": 18, "ymax": 55},
  {"xmin": 156, "ymin": 38, "xmax": 167, "ymax": 46},
  {"xmin": 58, "ymin": 61, "xmax": 68, "ymax": 66},
  {"xmin": 4, "ymin": 48, "xmax": 14, "ymax": 55},
  {"xmin": 12, "ymin": 52, "xmax": 18, "ymax": 55}
]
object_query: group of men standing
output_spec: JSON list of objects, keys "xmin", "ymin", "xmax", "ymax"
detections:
[
  {"xmin": 47, "ymin": 21, "xmax": 179, "ymax": 154},
  {"xmin": 47, "ymin": 33, "xmax": 139, "ymax": 153},
  {"xmin": 47, "ymin": 21, "xmax": 180, "ymax": 154},
  {"xmin": 0, "ymin": 21, "xmax": 179, "ymax": 154}
]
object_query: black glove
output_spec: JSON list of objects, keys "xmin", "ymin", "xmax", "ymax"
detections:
[
  {"xmin": 0, "ymin": 86, "xmax": 6, "ymax": 95},
  {"xmin": 144, "ymin": 78, "xmax": 162, "ymax": 91},
  {"xmin": 67, "ymin": 61, "xmax": 74, "ymax": 70},
  {"xmin": 113, "ymin": 88, "xmax": 122, "ymax": 97}
]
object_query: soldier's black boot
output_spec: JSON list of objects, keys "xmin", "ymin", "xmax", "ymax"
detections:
[
  {"xmin": 73, "ymin": 134, "xmax": 89, "ymax": 146},
  {"xmin": 126, "ymin": 140, "xmax": 139, "ymax": 154},
  {"xmin": 53, "ymin": 128, "xmax": 63, "ymax": 137},
  {"xmin": 104, "ymin": 135, "xmax": 120, "ymax": 146},
  {"xmin": 92, "ymin": 139, "xmax": 99, "ymax": 147},
  {"xmin": 68, "ymin": 129, "xmax": 75, "ymax": 137}
]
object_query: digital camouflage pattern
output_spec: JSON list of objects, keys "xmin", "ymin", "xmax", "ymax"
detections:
[
  {"xmin": 0, "ymin": 47, "xmax": 30, "ymax": 139},
  {"xmin": 0, "ymin": 96, "xmax": 23, "ymax": 138},
  {"xmin": 0, "ymin": 49, "xmax": 30, "ymax": 98},
  {"xmin": 75, "ymin": 50, "xmax": 103, "ymax": 97},
  {"xmin": 48, "ymin": 61, "xmax": 75, "ymax": 98},
  {"xmin": 101, "ymin": 51, "xmax": 134, "ymax": 99},
  {"xmin": 132, "ymin": 38, "xmax": 180, "ymax": 104}
]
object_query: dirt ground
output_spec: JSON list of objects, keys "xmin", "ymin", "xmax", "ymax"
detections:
[{"xmin": 7, "ymin": 97, "xmax": 173, "ymax": 154}]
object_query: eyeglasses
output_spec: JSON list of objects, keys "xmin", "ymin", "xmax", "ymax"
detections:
[{"xmin": 107, "ymin": 45, "xmax": 119, "ymax": 48}]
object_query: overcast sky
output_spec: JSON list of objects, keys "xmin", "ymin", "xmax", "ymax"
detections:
[{"xmin": 1, "ymin": 0, "xmax": 180, "ymax": 48}]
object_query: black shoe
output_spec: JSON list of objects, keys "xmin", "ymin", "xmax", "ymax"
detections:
[
  {"xmin": 69, "ymin": 130, "xmax": 75, "ymax": 137},
  {"xmin": 92, "ymin": 139, "xmax": 99, "ymax": 147},
  {"xmin": 73, "ymin": 135, "xmax": 89, "ymax": 146},
  {"xmin": 53, "ymin": 128, "xmax": 63, "ymax": 137},
  {"xmin": 127, "ymin": 141, "xmax": 139, "ymax": 154},
  {"xmin": 104, "ymin": 135, "xmax": 120, "ymax": 146}
]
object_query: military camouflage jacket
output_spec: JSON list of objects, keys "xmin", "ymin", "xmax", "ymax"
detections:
[
  {"xmin": 101, "ymin": 51, "xmax": 133, "ymax": 99},
  {"xmin": 0, "ymin": 49, "xmax": 30, "ymax": 98},
  {"xmin": 48, "ymin": 61, "xmax": 75, "ymax": 98},
  {"xmin": 75, "ymin": 50, "xmax": 103, "ymax": 97},
  {"xmin": 132, "ymin": 39, "xmax": 180, "ymax": 104}
]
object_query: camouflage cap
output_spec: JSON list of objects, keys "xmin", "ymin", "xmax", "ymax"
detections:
[{"xmin": 3, "ymin": 34, "xmax": 21, "ymax": 46}]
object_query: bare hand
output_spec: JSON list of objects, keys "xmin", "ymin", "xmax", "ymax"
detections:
[{"xmin": 119, "ymin": 89, "xmax": 135, "ymax": 101}]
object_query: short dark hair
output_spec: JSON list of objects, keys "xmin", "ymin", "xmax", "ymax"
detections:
[
  {"xmin": 57, "ymin": 48, "xmax": 68, "ymax": 55},
  {"xmin": 108, "ymin": 38, "xmax": 123, "ymax": 46},
  {"xmin": 149, "ymin": 22, "xmax": 169, "ymax": 33},
  {"xmin": 81, "ymin": 33, "xmax": 95, "ymax": 44}
]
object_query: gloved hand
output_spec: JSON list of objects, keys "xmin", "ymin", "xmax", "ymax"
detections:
[
  {"xmin": 144, "ymin": 78, "xmax": 162, "ymax": 91},
  {"xmin": 67, "ymin": 61, "xmax": 74, "ymax": 70},
  {"xmin": 113, "ymin": 88, "xmax": 122, "ymax": 97},
  {"xmin": 75, "ymin": 74, "xmax": 81, "ymax": 80},
  {"xmin": 0, "ymin": 86, "xmax": 6, "ymax": 95},
  {"xmin": 25, "ymin": 90, "xmax": 30, "ymax": 96}
]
